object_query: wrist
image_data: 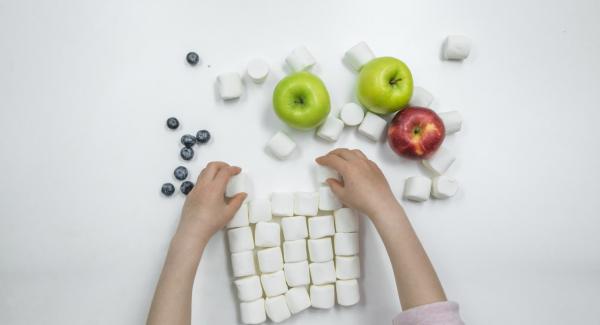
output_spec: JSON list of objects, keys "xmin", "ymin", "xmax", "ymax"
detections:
[{"xmin": 368, "ymin": 200, "xmax": 406, "ymax": 225}]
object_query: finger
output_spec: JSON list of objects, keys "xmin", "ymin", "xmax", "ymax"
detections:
[
  {"xmin": 326, "ymin": 178, "xmax": 345, "ymax": 200},
  {"xmin": 225, "ymin": 192, "xmax": 247, "ymax": 219},
  {"xmin": 198, "ymin": 161, "xmax": 230, "ymax": 182},
  {"xmin": 352, "ymin": 149, "xmax": 368, "ymax": 161},
  {"xmin": 316, "ymin": 154, "xmax": 348, "ymax": 174},
  {"xmin": 214, "ymin": 166, "xmax": 242, "ymax": 190},
  {"xmin": 329, "ymin": 148, "xmax": 358, "ymax": 161}
]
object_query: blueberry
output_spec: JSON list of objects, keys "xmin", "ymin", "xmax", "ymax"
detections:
[
  {"xmin": 161, "ymin": 183, "xmax": 175, "ymax": 196},
  {"xmin": 180, "ymin": 181, "xmax": 194, "ymax": 195},
  {"xmin": 186, "ymin": 52, "xmax": 200, "ymax": 66},
  {"xmin": 196, "ymin": 130, "xmax": 211, "ymax": 144},
  {"xmin": 180, "ymin": 147, "xmax": 194, "ymax": 160},
  {"xmin": 174, "ymin": 166, "xmax": 188, "ymax": 180},
  {"xmin": 181, "ymin": 134, "xmax": 196, "ymax": 148},
  {"xmin": 166, "ymin": 117, "xmax": 179, "ymax": 130}
]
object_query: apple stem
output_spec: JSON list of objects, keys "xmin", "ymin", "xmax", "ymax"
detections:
[{"xmin": 389, "ymin": 78, "xmax": 402, "ymax": 85}]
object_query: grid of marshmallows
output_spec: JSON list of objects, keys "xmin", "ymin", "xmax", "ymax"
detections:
[{"xmin": 225, "ymin": 166, "xmax": 361, "ymax": 324}]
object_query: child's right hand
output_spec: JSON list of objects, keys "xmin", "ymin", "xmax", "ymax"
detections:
[{"xmin": 315, "ymin": 148, "xmax": 401, "ymax": 219}]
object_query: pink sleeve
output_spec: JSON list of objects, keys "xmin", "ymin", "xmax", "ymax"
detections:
[{"xmin": 392, "ymin": 301, "xmax": 464, "ymax": 325}]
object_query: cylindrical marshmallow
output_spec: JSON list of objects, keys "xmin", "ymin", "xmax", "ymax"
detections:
[
  {"xmin": 358, "ymin": 112, "xmax": 387, "ymax": 141},
  {"xmin": 318, "ymin": 186, "xmax": 342, "ymax": 211},
  {"xmin": 226, "ymin": 173, "xmax": 251, "ymax": 198},
  {"xmin": 228, "ymin": 227, "xmax": 255, "ymax": 253},
  {"xmin": 254, "ymin": 222, "xmax": 281, "ymax": 248},
  {"xmin": 260, "ymin": 270, "xmax": 288, "ymax": 297},
  {"xmin": 335, "ymin": 255, "xmax": 360, "ymax": 280},
  {"xmin": 343, "ymin": 41, "xmax": 375, "ymax": 71},
  {"xmin": 403, "ymin": 176, "xmax": 432, "ymax": 202},
  {"xmin": 266, "ymin": 131, "xmax": 296, "ymax": 160},
  {"xmin": 316, "ymin": 116, "xmax": 344, "ymax": 142},
  {"xmin": 257, "ymin": 247, "xmax": 283, "ymax": 273},
  {"xmin": 409, "ymin": 86, "xmax": 434, "ymax": 108},
  {"xmin": 422, "ymin": 147, "xmax": 455, "ymax": 175},
  {"xmin": 240, "ymin": 298, "xmax": 266, "ymax": 325},
  {"xmin": 333, "ymin": 208, "xmax": 359, "ymax": 233},
  {"xmin": 339, "ymin": 103, "xmax": 365, "ymax": 126},
  {"xmin": 231, "ymin": 251, "xmax": 257, "ymax": 278},
  {"xmin": 334, "ymin": 233, "xmax": 359, "ymax": 256},
  {"xmin": 308, "ymin": 215, "xmax": 335, "ymax": 239},
  {"xmin": 432, "ymin": 175, "xmax": 459, "ymax": 199},
  {"xmin": 336, "ymin": 279, "xmax": 360, "ymax": 306},
  {"xmin": 285, "ymin": 46, "xmax": 316, "ymax": 72},
  {"xmin": 316, "ymin": 165, "xmax": 341, "ymax": 184},
  {"xmin": 281, "ymin": 216, "xmax": 308, "ymax": 241},
  {"xmin": 265, "ymin": 295, "xmax": 291, "ymax": 323},
  {"xmin": 283, "ymin": 239, "xmax": 307, "ymax": 263},
  {"xmin": 438, "ymin": 111, "xmax": 462, "ymax": 134},
  {"xmin": 310, "ymin": 284, "xmax": 335, "ymax": 309},
  {"xmin": 227, "ymin": 203, "xmax": 249, "ymax": 229},
  {"xmin": 284, "ymin": 261, "xmax": 310, "ymax": 287},
  {"xmin": 217, "ymin": 72, "xmax": 244, "ymax": 100},
  {"xmin": 234, "ymin": 276, "xmax": 263, "ymax": 302},
  {"xmin": 308, "ymin": 238, "xmax": 333, "ymax": 262},
  {"xmin": 247, "ymin": 59, "xmax": 269, "ymax": 83},
  {"xmin": 285, "ymin": 287, "xmax": 311, "ymax": 314},
  {"xmin": 309, "ymin": 261, "xmax": 336, "ymax": 285},
  {"xmin": 442, "ymin": 35, "xmax": 471, "ymax": 60}
]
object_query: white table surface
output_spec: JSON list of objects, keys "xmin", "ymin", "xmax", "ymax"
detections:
[{"xmin": 1, "ymin": 0, "xmax": 600, "ymax": 324}]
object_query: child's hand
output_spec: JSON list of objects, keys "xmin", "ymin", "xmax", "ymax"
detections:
[
  {"xmin": 316, "ymin": 149, "xmax": 400, "ymax": 218},
  {"xmin": 176, "ymin": 162, "xmax": 247, "ymax": 242}
]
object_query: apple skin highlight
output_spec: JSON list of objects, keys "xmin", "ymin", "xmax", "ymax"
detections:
[{"xmin": 387, "ymin": 107, "xmax": 445, "ymax": 160}]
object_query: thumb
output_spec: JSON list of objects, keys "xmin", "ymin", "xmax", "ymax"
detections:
[
  {"xmin": 225, "ymin": 192, "xmax": 247, "ymax": 219},
  {"xmin": 326, "ymin": 178, "xmax": 345, "ymax": 200}
]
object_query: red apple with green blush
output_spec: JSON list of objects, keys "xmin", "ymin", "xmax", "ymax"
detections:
[{"xmin": 387, "ymin": 107, "xmax": 445, "ymax": 159}]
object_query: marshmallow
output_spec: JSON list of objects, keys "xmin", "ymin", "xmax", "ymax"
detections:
[
  {"xmin": 284, "ymin": 260, "xmax": 310, "ymax": 287},
  {"xmin": 227, "ymin": 203, "xmax": 249, "ymax": 228},
  {"xmin": 228, "ymin": 227, "xmax": 255, "ymax": 253},
  {"xmin": 316, "ymin": 116, "xmax": 344, "ymax": 142},
  {"xmin": 231, "ymin": 251, "xmax": 257, "ymax": 278},
  {"xmin": 281, "ymin": 216, "xmax": 308, "ymax": 241},
  {"xmin": 285, "ymin": 46, "xmax": 316, "ymax": 72},
  {"xmin": 431, "ymin": 175, "xmax": 459, "ymax": 199},
  {"xmin": 249, "ymin": 199, "xmax": 272, "ymax": 223},
  {"xmin": 234, "ymin": 275, "xmax": 263, "ymax": 302},
  {"xmin": 217, "ymin": 72, "xmax": 244, "ymax": 100},
  {"xmin": 260, "ymin": 270, "xmax": 288, "ymax": 297},
  {"xmin": 285, "ymin": 287, "xmax": 311, "ymax": 314},
  {"xmin": 316, "ymin": 165, "xmax": 341, "ymax": 185},
  {"xmin": 442, "ymin": 35, "xmax": 471, "ymax": 60},
  {"xmin": 422, "ymin": 147, "xmax": 455, "ymax": 175},
  {"xmin": 318, "ymin": 186, "xmax": 342, "ymax": 211},
  {"xmin": 438, "ymin": 111, "xmax": 462, "ymax": 134},
  {"xmin": 308, "ymin": 238, "xmax": 333, "ymax": 262},
  {"xmin": 403, "ymin": 176, "xmax": 432, "ymax": 202},
  {"xmin": 240, "ymin": 298, "xmax": 266, "ymax": 325},
  {"xmin": 254, "ymin": 222, "xmax": 281, "ymax": 248},
  {"xmin": 409, "ymin": 86, "xmax": 434, "ymax": 108},
  {"xmin": 336, "ymin": 279, "xmax": 360, "ymax": 306},
  {"xmin": 270, "ymin": 192, "xmax": 294, "ymax": 217},
  {"xmin": 309, "ymin": 261, "xmax": 336, "ymax": 285},
  {"xmin": 283, "ymin": 239, "xmax": 307, "ymax": 263},
  {"xmin": 339, "ymin": 102, "xmax": 365, "ymax": 126},
  {"xmin": 294, "ymin": 192, "xmax": 319, "ymax": 216},
  {"xmin": 358, "ymin": 112, "xmax": 387, "ymax": 141},
  {"xmin": 334, "ymin": 233, "xmax": 359, "ymax": 256},
  {"xmin": 310, "ymin": 284, "xmax": 335, "ymax": 309},
  {"xmin": 334, "ymin": 208, "xmax": 359, "ymax": 233},
  {"xmin": 226, "ymin": 173, "xmax": 251, "ymax": 199},
  {"xmin": 308, "ymin": 215, "xmax": 335, "ymax": 239},
  {"xmin": 265, "ymin": 295, "xmax": 291, "ymax": 323},
  {"xmin": 257, "ymin": 247, "xmax": 283, "ymax": 274},
  {"xmin": 344, "ymin": 41, "xmax": 375, "ymax": 71},
  {"xmin": 247, "ymin": 58, "xmax": 270, "ymax": 83},
  {"xmin": 266, "ymin": 131, "xmax": 296, "ymax": 160},
  {"xmin": 336, "ymin": 256, "xmax": 360, "ymax": 280}
]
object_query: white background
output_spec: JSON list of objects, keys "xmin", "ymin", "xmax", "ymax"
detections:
[{"xmin": 1, "ymin": 0, "xmax": 600, "ymax": 324}]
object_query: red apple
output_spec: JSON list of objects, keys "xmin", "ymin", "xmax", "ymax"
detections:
[{"xmin": 387, "ymin": 107, "xmax": 445, "ymax": 159}]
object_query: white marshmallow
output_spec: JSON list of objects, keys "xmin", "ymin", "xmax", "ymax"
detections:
[
  {"xmin": 344, "ymin": 41, "xmax": 375, "ymax": 71},
  {"xmin": 438, "ymin": 111, "xmax": 462, "ymax": 134},
  {"xmin": 257, "ymin": 247, "xmax": 283, "ymax": 274},
  {"xmin": 254, "ymin": 222, "xmax": 281, "ymax": 248},
  {"xmin": 308, "ymin": 215, "xmax": 335, "ymax": 239},
  {"xmin": 283, "ymin": 239, "xmax": 307, "ymax": 263},
  {"xmin": 270, "ymin": 192, "xmax": 294, "ymax": 217},
  {"xmin": 285, "ymin": 287, "xmax": 311, "ymax": 314},
  {"xmin": 409, "ymin": 86, "xmax": 434, "ymax": 108},
  {"xmin": 284, "ymin": 261, "xmax": 310, "ymax": 287},
  {"xmin": 247, "ymin": 58, "xmax": 270, "ymax": 83},
  {"xmin": 217, "ymin": 72, "xmax": 244, "ymax": 100},
  {"xmin": 228, "ymin": 227, "xmax": 255, "ymax": 253},
  {"xmin": 226, "ymin": 173, "xmax": 251, "ymax": 199},
  {"xmin": 285, "ymin": 46, "xmax": 316, "ymax": 72},
  {"xmin": 281, "ymin": 216, "xmax": 308, "ymax": 241},
  {"xmin": 431, "ymin": 175, "xmax": 459, "ymax": 199},
  {"xmin": 294, "ymin": 192, "xmax": 319, "ymax": 216},
  {"xmin": 358, "ymin": 112, "xmax": 387, "ymax": 141},
  {"xmin": 316, "ymin": 165, "xmax": 341, "ymax": 184},
  {"xmin": 234, "ymin": 275, "xmax": 263, "ymax": 302},
  {"xmin": 422, "ymin": 147, "xmax": 455, "ymax": 175},
  {"xmin": 339, "ymin": 102, "xmax": 365, "ymax": 126},
  {"xmin": 336, "ymin": 279, "xmax": 360, "ymax": 306},
  {"xmin": 309, "ymin": 261, "xmax": 336, "ymax": 285},
  {"xmin": 240, "ymin": 298, "xmax": 266, "ymax": 325},
  {"xmin": 336, "ymin": 256, "xmax": 360, "ymax": 280},
  {"xmin": 308, "ymin": 238, "xmax": 334, "ymax": 262},
  {"xmin": 227, "ymin": 203, "xmax": 249, "ymax": 228},
  {"xmin": 334, "ymin": 208, "xmax": 359, "ymax": 233},
  {"xmin": 249, "ymin": 199, "xmax": 272, "ymax": 223},
  {"xmin": 310, "ymin": 284, "xmax": 335, "ymax": 309},
  {"xmin": 265, "ymin": 295, "xmax": 291, "ymax": 323},
  {"xmin": 231, "ymin": 251, "xmax": 257, "ymax": 278},
  {"xmin": 260, "ymin": 270, "xmax": 288, "ymax": 297},
  {"xmin": 403, "ymin": 176, "xmax": 432, "ymax": 202},
  {"xmin": 334, "ymin": 233, "xmax": 359, "ymax": 256},
  {"xmin": 442, "ymin": 35, "xmax": 471, "ymax": 60},
  {"xmin": 318, "ymin": 186, "xmax": 342, "ymax": 211},
  {"xmin": 316, "ymin": 116, "xmax": 344, "ymax": 142},
  {"xmin": 266, "ymin": 131, "xmax": 296, "ymax": 160}
]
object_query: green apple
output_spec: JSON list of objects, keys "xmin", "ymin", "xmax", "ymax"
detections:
[
  {"xmin": 273, "ymin": 71, "xmax": 330, "ymax": 130},
  {"xmin": 357, "ymin": 57, "xmax": 413, "ymax": 115}
]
